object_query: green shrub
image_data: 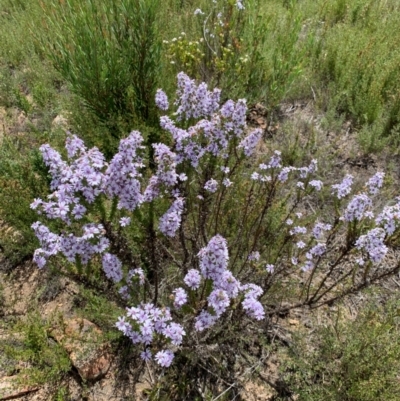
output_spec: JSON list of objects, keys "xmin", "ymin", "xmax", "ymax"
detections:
[
  {"xmin": 308, "ymin": 0, "xmax": 400, "ymax": 147},
  {"xmin": 281, "ymin": 298, "xmax": 400, "ymax": 401},
  {"xmin": 2, "ymin": 311, "xmax": 71, "ymax": 386},
  {"xmin": 0, "ymin": 136, "xmax": 53, "ymax": 267},
  {"xmin": 35, "ymin": 0, "xmax": 162, "ymax": 147}
]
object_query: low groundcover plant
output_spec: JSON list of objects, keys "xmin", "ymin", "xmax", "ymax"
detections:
[{"xmin": 30, "ymin": 72, "xmax": 400, "ymax": 376}]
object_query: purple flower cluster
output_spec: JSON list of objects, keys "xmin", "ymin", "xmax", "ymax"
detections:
[
  {"xmin": 144, "ymin": 144, "xmax": 178, "ymax": 201},
  {"xmin": 250, "ymin": 156, "xmax": 320, "ymax": 189},
  {"xmin": 104, "ymin": 131, "xmax": 144, "ymax": 211},
  {"xmin": 155, "ymin": 89, "xmax": 169, "ymax": 111},
  {"xmin": 312, "ymin": 222, "xmax": 332, "ymax": 240},
  {"xmin": 33, "ymin": 135, "xmax": 106, "ymax": 223},
  {"xmin": 198, "ymin": 234, "xmax": 229, "ymax": 281},
  {"xmin": 102, "ymin": 253, "xmax": 123, "ymax": 283},
  {"xmin": 375, "ymin": 201, "xmax": 400, "ymax": 235},
  {"xmin": 220, "ymin": 98, "xmax": 247, "ymax": 136},
  {"xmin": 355, "ymin": 228, "xmax": 388, "ymax": 264},
  {"xmin": 309, "ymin": 180, "xmax": 323, "ymax": 191},
  {"xmin": 175, "ymin": 72, "xmax": 221, "ymax": 120},
  {"xmin": 367, "ymin": 172, "xmax": 385, "ymax": 195},
  {"xmin": 116, "ymin": 303, "xmax": 185, "ymax": 367},
  {"xmin": 173, "ymin": 287, "xmax": 188, "ymax": 309},
  {"xmin": 204, "ymin": 179, "xmax": 218, "ymax": 193},
  {"xmin": 238, "ymin": 129, "xmax": 262, "ymax": 156},
  {"xmin": 290, "ymin": 226, "xmax": 307, "ymax": 236},
  {"xmin": 332, "ymin": 174, "xmax": 353, "ymax": 199},
  {"xmin": 32, "ymin": 222, "xmax": 61, "ymax": 268},
  {"xmin": 184, "ymin": 269, "xmax": 202, "ymax": 289},
  {"xmin": 155, "ymin": 349, "xmax": 175, "ymax": 367},
  {"xmin": 241, "ymin": 284, "xmax": 264, "ymax": 320},
  {"xmin": 159, "ymin": 73, "xmax": 258, "ymax": 168},
  {"xmin": 159, "ymin": 197, "xmax": 184, "ymax": 237},
  {"xmin": 194, "ymin": 235, "xmax": 264, "ymax": 331},
  {"xmin": 248, "ymin": 251, "xmax": 260, "ymax": 261},
  {"xmin": 32, "ymin": 221, "xmax": 109, "ymax": 268},
  {"xmin": 343, "ymin": 193, "xmax": 373, "ymax": 222}
]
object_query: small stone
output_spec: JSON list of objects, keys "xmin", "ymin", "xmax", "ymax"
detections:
[
  {"xmin": 52, "ymin": 114, "xmax": 68, "ymax": 130},
  {"xmin": 51, "ymin": 318, "xmax": 111, "ymax": 381},
  {"xmin": 0, "ymin": 376, "xmax": 38, "ymax": 400}
]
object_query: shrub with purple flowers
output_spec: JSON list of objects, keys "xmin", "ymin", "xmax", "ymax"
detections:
[{"xmin": 30, "ymin": 72, "xmax": 400, "ymax": 398}]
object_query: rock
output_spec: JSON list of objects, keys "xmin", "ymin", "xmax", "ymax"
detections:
[
  {"xmin": 51, "ymin": 114, "xmax": 68, "ymax": 130},
  {"xmin": 16, "ymin": 111, "xmax": 27, "ymax": 128},
  {"xmin": 0, "ymin": 376, "xmax": 38, "ymax": 400},
  {"xmin": 51, "ymin": 318, "xmax": 111, "ymax": 381}
]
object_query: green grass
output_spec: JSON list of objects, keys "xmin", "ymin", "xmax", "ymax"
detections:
[
  {"xmin": 0, "ymin": 311, "xmax": 71, "ymax": 387},
  {"xmin": 2, "ymin": 0, "xmax": 400, "ymax": 150},
  {"xmin": 280, "ymin": 296, "xmax": 400, "ymax": 401}
]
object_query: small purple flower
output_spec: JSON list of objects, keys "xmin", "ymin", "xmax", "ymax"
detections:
[
  {"xmin": 355, "ymin": 228, "xmax": 387, "ymax": 264},
  {"xmin": 173, "ymin": 287, "xmax": 188, "ymax": 309},
  {"xmin": 178, "ymin": 173, "xmax": 188, "ymax": 182},
  {"xmin": 184, "ymin": 269, "xmax": 202, "ymax": 289},
  {"xmin": 242, "ymin": 296, "xmax": 264, "ymax": 320},
  {"xmin": 238, "ymin": 129, "xmax": 262, "ymax": 156},
  {"xmin": 208, "ymin": 289, "xmax": 230, "ymax": 317},
  {"xmin": 155, "ymin": 89, "xmax": 169, "ymax": 111},
  {"xmin": 266, "ymin": 264, "xmax": 274, "ymax": 273},
  {"xmin": 65, "ymin": 134, "xmax": 86, "ymax": 158},
  {"xmin": 102, "ymin": 253, "xmax": 123, "ymax": 283},
  {"xmin": 332, "ymin": 174, "xmax": 353, "ymax": 199},
  {"xmin": 367, "ymin": 172, "xmax": 385, "ymax": 195},
  {"xmin": 140, "ymin": 349, "xmax": 152, "ymax": 361},
  {"xmin": 375, "ymin": 202, "xmax": 400, "ymax": 235},
  {"xmin": 120, "ymin": 217, "xmax": 131, "ymax": 227},
  {"xmin": 128, "ymin": 268, "xmax": 145, "ymax": 285},
  {"xmin": 30, "ymin": 198, "xmax": 42, "ymax": 210},
  {"xmin": 223, "ymin": 178, "xmax": 233, "ymax": 187},
  {"xmin": 278, "ymin": 167, "xmax": 292, "ymax": 182},
  {"xmin": 155, "ymin": 350, "xmax": 174, "ymax": 367},
  {"xmin": 115, "ymin": 316, "xmax": 131, "ymax": 335},
  {"xmin": 194, "ymin": 310, "xmax": 217, "ymax": 332},
  {"xmin": 312, "ymin": 222, "xmax": 332, "ymax": 240},
  {"xmin": 309, "ymin": 180, "xmax": 323, "ymax": 191},
  {"xmin": 198, "ymin": 235, "xmax": 229, "ymax": 281},
  {"xmin": 204, "ymin": 179, "xmax": 218, "ymax": 193},
  {"xmin": 343, "ymin": 193, "xmax": 372, "ymax": 222},
  {"xmin": 159, "ymin": 197, "xmax": 184, "ymax": 237},
  {"xmin": 290, "ymin": 226, "xmax": 307, "ymax": 235},
  {"xmin": 248, "ymin": 251, "xmax": 260, "ymax": 261},
  {"xmin": 268, "ymin": 151, "xmax": 282, "ymax": 168},
  {"xmin": 301, "ymin": 260, "xmax": 314, "ymax": 272},
  {"xmin": 308, "ymin": 243, "xmax": 327, "ymax": 257},
  {"xmin": 33, "ymin": 251, "xmax": 47, "ymax": 268}
]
